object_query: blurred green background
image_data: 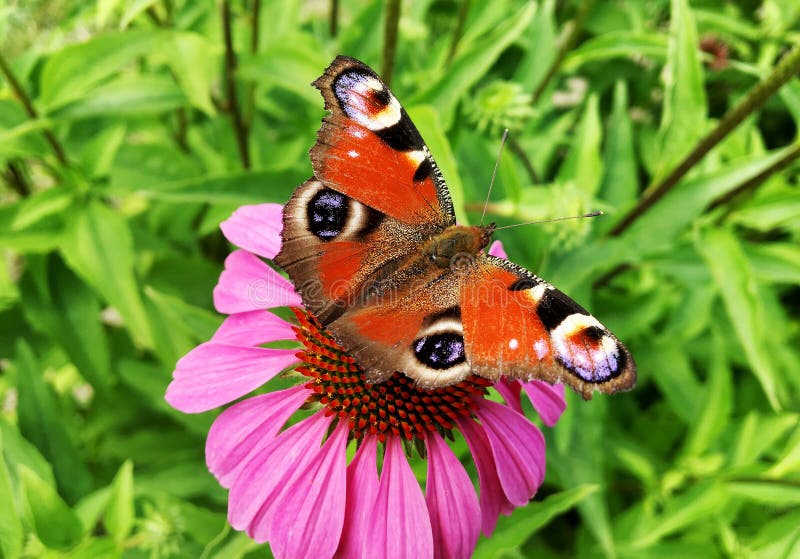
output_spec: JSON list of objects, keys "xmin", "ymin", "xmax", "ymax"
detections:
[{"xmin": 1, "ymin": 0, "xmax": 799, "ymax": 557}]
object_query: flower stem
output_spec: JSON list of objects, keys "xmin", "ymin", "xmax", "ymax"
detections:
[
  {"xmin": 609, "ymin": 45, "xmax": 800, "ymax": 236},
  {"xmin": 221, "ymin": 0, "xmax": 251, "ymax": 169},
  {"xmin": 381, "ymin": 0, "xmax": 401, "ymax": 87},
  {"xmin": 244, "ymin": 0, "xmax": 261, "ymax": 129},
  {"xmin": 0, "ymin": 51, "xmax": 68, "ymax": 166}
]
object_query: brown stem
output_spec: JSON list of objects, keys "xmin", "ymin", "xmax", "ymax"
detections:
[
  {"xmin": 244, "ymin": 0, "xmax": 261, "ymax": 129},
  {"xmin": 3, "ymin": 160, "xmax": 31, "ymax": 197},
  {"xmin": 508, "ymin": 135, "xmax": 541, "ymax": 185},
  {"xmin": 381, "ymin": 0, "xmax": 402, "ymax": 86},
  {"xmin": 708, "ymin": 142, "xmax": 800, "ymax": 212},
  {"xmin": 609, "ymin": 45, "xmax": 800, "ymax": 236},
  {"xmin": 446, "ymin": 0, "xmax": 471, "ymax": 67},
  {"xmin": 221, "ymin": 0, "xmax": 251, "ymax": 169},
  {"xmin": 0, "ymin": 52, "xmax": 68, "ymax": 166},
  {"xmin": 530, "ymin": 0, "xmax": 594, "ymax": 106},
  {"xmin": 330, "ymin": 0, "xmax": 340, "ymax": 37}
]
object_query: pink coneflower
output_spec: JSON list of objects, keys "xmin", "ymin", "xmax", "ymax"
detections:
[{"xmin": 165, "ymin": 203, "xmax": 566, "ymax": 559}]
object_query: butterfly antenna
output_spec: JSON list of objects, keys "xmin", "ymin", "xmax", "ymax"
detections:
[
  {"xmin": 480, "ymin": 128, "xmax": 510, "ymax": 226},
  {"xmin": 493, "ymin": 211, "xmax": 603, "ymax": 230}
]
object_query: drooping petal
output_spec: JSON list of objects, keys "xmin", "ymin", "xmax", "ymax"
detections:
[
  {"xmin": 213, "ymin": 250, "xmax": 300, "ymax": 314},
  {"xmin": 220, "ymin": 203, "xmax": 284, "ymax": 259},
  {"xmin": 474, "ymin": 400, "xmax": 546, "ymax": 506},
  {"xmin": 267, "ymin": 420, "xmax": 349, "ymax": 559},
  {"xmin": 165, "ymin": 343, "xmax": 297, "ymax": 413},
  {"xmin": 488, "ymin": 240, "xmax": 507, "ymax": 259},
  {"xmin": 494, "ymin": 379, "xmax": 523, "ymax": 414},
  {"xmin": 205, "ymin": 385, "xmax": 311, "ymax": 487},
  {"xmin": 522, "ymin": 381, "xmax": 567, "ymax": 427},
  {"xmin": 228, "ymin": 411, "xmax": 334, "ymax": 536},
  {"xmin": 425, "ymin": 432, "xmax": 480, "ymax": 559},
  {"xmin": 455, "ymin": 417, "xmax": 514, "ymax": 537},
  {"xmin": 337, "ymin": 436, "xmax": 379, "ymax": 559},
  {"xmin": 211, "ymin": 309, "xmax": 296, "ymax": 347},
  {"xmin": 368, "ymin": 436, "xmax": 434, "ymax": 559}
]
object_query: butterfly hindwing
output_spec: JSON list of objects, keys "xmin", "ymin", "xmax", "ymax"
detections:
[{"xmin": 460, "ymin": 256, "xmax": 636, "ymax": 398}]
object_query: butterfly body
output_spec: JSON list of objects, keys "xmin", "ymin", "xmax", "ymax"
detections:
[{"xmin": 275, "ymin": 56, "xmax": 636, "ymax": 399}]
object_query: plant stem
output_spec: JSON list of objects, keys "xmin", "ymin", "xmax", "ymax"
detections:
[
  {"xmin": 221, "ymin": 0, "xmax": 251, "ymax": 169},
  {"xmin": 708, "ymin": 142, "xmax": 800, "ymax": 212},
  {"xmin": 3, "ymin": 160, "xmax": 32, "ymax": 197},
  {"xmin": 381, "ymin": 0, "xmax": 401, "ymax": 86},
  {"xmin": 0, "ymin": 52, "xmax": 68, "ymax": 166},
  {"xmin": 244, "ymin": 0, "xmax": 261, "ymax": 129},
  {"xmin": 330, "ymin": 0, "xmax": 339, "ymax": 37},
  {"xmin": 530, "ymin": 0, "xmax": 594, "ymax": 106},
  {"xmin": 609, "ymin": 45, "xmax": 800, "ymax": 236},
  {"xmin": 508, "ymin": 135, "xmax": 541, "ymax": 185},
  {"xmin": 446, "ymin": 0, "xmax": 471, "ymax": 67}
]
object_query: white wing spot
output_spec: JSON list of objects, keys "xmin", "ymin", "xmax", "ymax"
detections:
[{"xmin": 508, "ymin": 338, "xmax": 519, "ymax": 350}]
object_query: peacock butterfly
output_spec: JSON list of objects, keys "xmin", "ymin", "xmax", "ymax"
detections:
[{"xmin": 275, "ymin": 55, "xmax": 636, "ymax": 399}]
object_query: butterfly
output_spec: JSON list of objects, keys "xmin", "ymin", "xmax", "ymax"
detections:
[{"xmin": 275, "ymin": 55, "xmax": 636, "ymax": 399}]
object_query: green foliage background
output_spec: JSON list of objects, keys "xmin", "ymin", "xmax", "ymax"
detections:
[{"xmin": 1, "ymin": 0, "xmax": 799, "ymax": 557}]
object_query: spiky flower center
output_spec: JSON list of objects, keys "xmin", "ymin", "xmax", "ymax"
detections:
[{"xmin": 291, "ymin": 308, "xmax": 490, "ymax": 443}]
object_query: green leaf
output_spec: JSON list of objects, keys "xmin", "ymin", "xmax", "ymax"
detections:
[
  {"xmin": 682, "ymin": 328, "xmax": 733, "ymax": 457},
  {"xmin": 20, "ymin": 256, "xmax": 112, "ymax": 389},
  {"xmin": 104, "ymin": 460, "xmax": 134, "ymax": 543},
  {"xmin": 563, "ymin": 32, "xmax": 668, "ymax": 71},
  {"xmin": 163, "ymin": 31, "xmax": 218, "ymax": 116},
  {"xmin": 726, "ymin": 481, "xmax": 800, "ymax": 505},
  {"xmin": 61, "ymin": 201, "xmax": 155, "ymax": 349},
  {"xmin": 14, "ymin": 340, "xmax": 92, "ymax": 504},
  {"xmin": 20, "ymin": 466, "xmax": 83, "ymax": 550},
  {"xmin": 557, "ymin": 94, "xmax": 602, "ymax": 195},
  {"xmin": 621, "ymin": 146, "xmax": 798, "ymax": 255},
  {"xmin": 654, "ymin": 0, "xmax": 707, "ymax": 180},
  {"xmin": 627, "ymin": 480, "xmax": 729, "ymax": 549},
  {"xmin": 513, "ymin": 0, "xmax": 556, "ymax": 90},
  {"xmin": 52, "ymin": 75, "xmax": 185, "ymax": 120},
  {"xmin": 697, "ymin": 228, "xmax": 784, "ymax": 410},
  {"xmin": 0, "ymin": 430, "xmax": 23, "ymax": 559},
  {"xmin": 473, "ymin": 485, "xmax": 599, "ymax": 558},
  {"xmin": 598, "ymin": 81, "xmax": 638, "ymax": 215},
  {"xmin": 40, "ymin": 29, "xmax": 159, "ymax": 111},
  {"xmin": 408, "ymin": 105, "xmax": 465, "ymax": 218},
  {"xmin": 412, "ymin": 2, "xmax": 536, "ymax": 128},
  {"xmin": 552, "ymin": 395, "xmax": 616, "ymax": 558}
]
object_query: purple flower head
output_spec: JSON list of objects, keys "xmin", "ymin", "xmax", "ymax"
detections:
[{"xmin": 166, "ymin": 203, "xmax": 566, "ymax": 559}]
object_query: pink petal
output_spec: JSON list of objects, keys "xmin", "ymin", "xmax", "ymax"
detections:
[
  {"xmin": 267, "ymin": 420, "xmax": 349, "ymax": 559},
  {"xmin": 474, "ymin": 400, "xmax": 546, "ymax": 506},
  {"xmin": 213, "ymin": 250, "xmax": 300, "ymax": 314},
  {"xmin": 205, "ymin": 385, "xmax": 311, "ymax": 487},
  {"xmin": 455, "ymin": 417, "xmax": 514, "ymax": 536},
  {"xmin": 165, "ymin": 343, "xmax": 298, "ymax": 413},
  {"xmin": 522, "ymin": 381, "xmax": 566, "ymax": 427},
  {"xmin": 425, "ymin": 433, "xmax": 480, "ymax": 559},
  {"xmin": 488, "ymin": 240, "xmax": 507, "ymax": 259},
  {"xmin": 220, "ymin": 203, "xmax": 284, "ymax": 259},
  {"xmin": 211, "ymin": 309, "xmax": 296, "ymax": 347},
  {"xmin": 369, "ymin": 436, "xmax": 434, "ymax": 559},
  {"xmin": 337, "ymin": 436, "xmax": 379, "ymax": 559},
  {"xmin": 494, "ymin": 380, "xmax": 523, "ymax": 414},
  {"xmin": 228, "ymin": 411, "xmax": 334, "ymax": 536}
]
